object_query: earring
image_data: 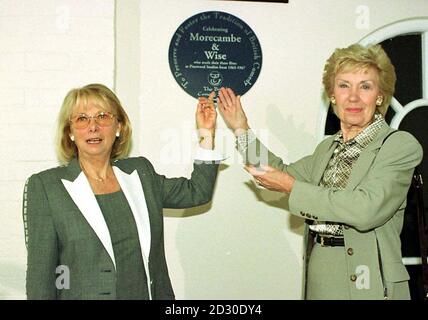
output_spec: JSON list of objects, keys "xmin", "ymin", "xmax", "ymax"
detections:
[
  {"xmin": 70, "ymin": 135, "xmax": 75, "ymax": 142},
  {"xmin": 376, "ymin": 96, "xmax": 383, "ymax": 106},
  {"xmin": 116, "ymin": 132, "xmax": 120, "ymax": 138},
  {"xmin": 331, "ymin": 96, "xmax": 336, "ymax": 105}
]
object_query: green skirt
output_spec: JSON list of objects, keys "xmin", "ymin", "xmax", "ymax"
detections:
[{"xmin": 306, "ymin": 243, "xmax": 410, "ymax": 300}]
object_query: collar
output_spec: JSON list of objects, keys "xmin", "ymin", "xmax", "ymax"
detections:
[{"xmin": 334, "ymin": 113, "xmax": 385, "ymax": 148}]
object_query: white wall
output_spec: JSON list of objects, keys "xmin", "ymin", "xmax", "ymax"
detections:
[
  {"xmin": 0, "ymin": 0, "xmax": 115, "ymax": 299},
  {"xmin": 1, "ymin": 0, "xmax": 428, "ymax": 300}
]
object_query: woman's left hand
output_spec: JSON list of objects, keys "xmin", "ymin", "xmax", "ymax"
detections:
[
  {"xmin": 196, "ymin": 91, "xmax": 217, "ymax": 149},
  {"xmin": 245, "ymin": 165, "xmax": 295, "ymax": 194},
  {"xmin": 196, "ymin": 91, "xmax": 217, "ymax": 133}
]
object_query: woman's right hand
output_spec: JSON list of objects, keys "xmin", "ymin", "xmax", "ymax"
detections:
[{"xmin": 217, "ymin": 87, "xmax": 250, "ymax": 135}]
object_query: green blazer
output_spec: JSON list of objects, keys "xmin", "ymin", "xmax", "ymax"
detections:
[
  {"xmin": 244, "ymin": 123, "xmax": 423, "ymax": 299},
  {"xmin": 23, "ymin": 157, "xmax": 219, "ymax": 300}
]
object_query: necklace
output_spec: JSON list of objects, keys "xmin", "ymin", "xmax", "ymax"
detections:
[
  {"xmin": 87, "ymin": 174, "xmax": 104, "ymax": 182},
  {"xmin": 79, "ymin": 162, "xmax": 107, "ymax": 183}
]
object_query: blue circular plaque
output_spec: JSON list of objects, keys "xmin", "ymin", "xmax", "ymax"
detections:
[{"xmin": 169, "ymin": 11, "xmax": 262, "ymax": 99}]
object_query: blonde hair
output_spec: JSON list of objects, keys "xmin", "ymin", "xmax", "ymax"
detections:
[
  {"xmin": 322, "ymin": 43, "xmax": 396, "ymax": 116},
  {"xmin": 56, "ymin": 84, "xmax": 132, "ymax": 164}
]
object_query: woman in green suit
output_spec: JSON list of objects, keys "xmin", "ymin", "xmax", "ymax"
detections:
[
  {"xmin": 23, "ymin": 84, "xmax": 220, "ymax": 299},
  {"xmin": 217, "ymin": 44, "xmax": 423, "ymax": 299}
]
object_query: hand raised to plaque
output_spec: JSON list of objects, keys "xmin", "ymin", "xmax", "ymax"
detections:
[
  {"xmin": 197, "ymin": 91, "xmax": 217, "ymax": 131},
  {"xmin": 197, "ymin": 91, "xmax": 217, "ymax": 149},
  {"xmin": 217, "ymin": 87, "xmax": 250, "ymax": 135}
]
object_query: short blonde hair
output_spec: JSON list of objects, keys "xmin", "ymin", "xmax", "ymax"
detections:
[
  {"xmin": 322, "ymin": 43, "xmax": 396, "ymax": 116},
  {"xmin": 56, "ymin": 84, "xmax": 132, "ymax": 164}
]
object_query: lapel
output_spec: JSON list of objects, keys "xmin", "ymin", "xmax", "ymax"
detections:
[
  {"xmin": 112, "ymin": 160, "xmax": 153, "ymax": 299},
  {"xmin": 313, "ymin": 138, "xmax": 338, "ymax": 185},
  {"xmin": 60, "ymin": 158, "xmax": 153, "ymax": 270},
  {"xmin": 113, "ymin": 165, "xmax": 151, "ymax": 259},
  {"xmin": 61, "ymin": 159, "xmax": 116, "ymax": 267},
  {"xmin": 346, "ymin": 123, "xmax": 392, "ymax": 189}
]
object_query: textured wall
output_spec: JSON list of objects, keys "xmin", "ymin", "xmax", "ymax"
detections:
[{"xmin": 0, "ymin": 0, "xmax": 115, "ymax": 299}]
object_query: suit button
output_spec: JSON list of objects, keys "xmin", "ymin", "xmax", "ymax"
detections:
[
  {"xmin": 350, "ymin": 274, "xmax": 357, "ymax": 282},
  {"xmin": 347, "ymin": 248, "xmax": 354, "ymax": 256}
]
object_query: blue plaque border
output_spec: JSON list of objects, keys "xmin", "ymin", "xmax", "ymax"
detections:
[{"xmin": 169, "ymin": 11, "xmax": 263, "ymax": 99}]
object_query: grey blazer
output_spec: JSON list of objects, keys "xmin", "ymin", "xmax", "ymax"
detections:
[
  {"xmin": 244, "ymin": 123, "xmax": 423, "ymax": 299},
  {"xmin": 23, "ymin": 157, "xmax": 219, "ymax": 300}
]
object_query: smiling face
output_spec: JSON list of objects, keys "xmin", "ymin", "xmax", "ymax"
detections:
[
  {"xmin": 332, "ymin": 67, "xmax": 382, "ymax": 134},
  {"xmin": 69, "ymin": 100, "xmax": 121, "ymax": 162}
]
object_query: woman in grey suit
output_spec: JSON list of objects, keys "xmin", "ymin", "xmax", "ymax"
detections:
[
  {"xmin": 23, "ymin": 83, "xmax": 220, "ymax": 299},
  {"xmin": 217, "ymin": 44, "xmax": 423, "ymax": 299}
]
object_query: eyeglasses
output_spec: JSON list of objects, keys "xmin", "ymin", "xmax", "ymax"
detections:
[{"xmin": 69, "ymin": 112, "xmax": 116, "ymax": 129}]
